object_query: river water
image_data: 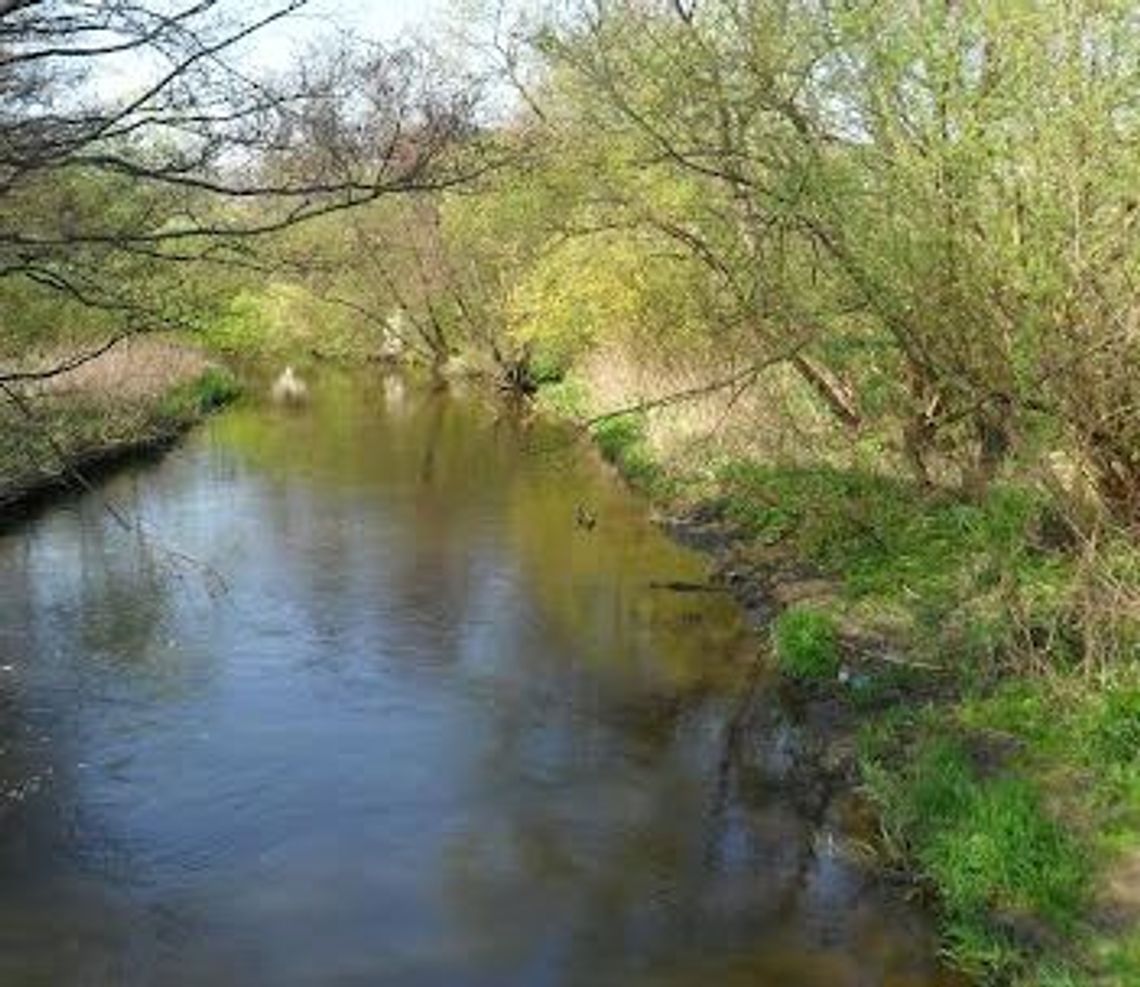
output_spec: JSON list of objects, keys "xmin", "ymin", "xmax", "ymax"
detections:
[{"xmin": 0, "ymin": 373, "xmax": 961, "ymax": 986}]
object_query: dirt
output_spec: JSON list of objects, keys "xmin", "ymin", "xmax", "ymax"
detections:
[{"xmin": 1097, "ymin": 846, "xmax": 1140, "ymax": 933}]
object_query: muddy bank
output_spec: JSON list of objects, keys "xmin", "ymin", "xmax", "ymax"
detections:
[
  {"xmin": 650, "ymin": 497, "xmax": 963, "ymax": 885},
  {"xmin": 0, "ymin": 427, "xmax": 186, "ymax": 520}
]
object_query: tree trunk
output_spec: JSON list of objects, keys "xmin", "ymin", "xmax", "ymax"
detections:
[{"xmin": 791, "ymin": 354, "xmax": 862, "ymax": 430}]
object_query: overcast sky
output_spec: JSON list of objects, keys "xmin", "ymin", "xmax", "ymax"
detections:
[
  {"xmin": 91, "ymin": 0, "xmax": 459, "ymax": 99},
  {"xmin": 247, "ymin": 0, "xmax": 455, "ymax": 67}
]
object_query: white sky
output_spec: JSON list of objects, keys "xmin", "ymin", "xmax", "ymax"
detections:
[
  {"xmin": 91, "ymin": 0, "xmax": 461, "ymax": 100},
  {"xmin": 245, "ymin": 0, "xmax": 456, "ymax": 68}
]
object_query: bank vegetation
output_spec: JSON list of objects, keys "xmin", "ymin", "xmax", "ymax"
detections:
[{"xmin": 3, "ymin": 1, "xmax": 1140, "ymax": 983}]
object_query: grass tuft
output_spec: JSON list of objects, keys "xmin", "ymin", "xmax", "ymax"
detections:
[
  {"xmin": 865, "ymin": 733, "xmax": 1089, "ymax": 979},
  {"xmin": 590, "ymin": 413, "xmax": 666, "ymax": 493},
  {"xmin": 159, "ymin": 367, "xmax": 242, "ymax": 422},
  {"xmin": 772, "ymin": 606, "xmax": 841, "ymax": 680}
]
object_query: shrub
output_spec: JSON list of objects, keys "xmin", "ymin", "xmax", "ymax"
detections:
[{"xmin": 191, "ymin": 368, "xmax": 242, "ymax": 412}]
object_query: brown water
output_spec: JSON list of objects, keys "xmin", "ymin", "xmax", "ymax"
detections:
[{"xmin": 0, "ymin": 372, "xmax": 962, "ymax": 986}]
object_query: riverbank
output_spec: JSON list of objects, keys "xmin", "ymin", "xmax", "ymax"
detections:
[
  {"xmin": 0, "ymin": 336, "xmax": 240, "ymax": 514},
  {"xmin": 537, "ymin": 376, "xmax": 1140, "ymax": 986}
]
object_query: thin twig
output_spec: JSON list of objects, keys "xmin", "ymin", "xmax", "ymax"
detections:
[
  {"xmin": 580, "ymin": 343, "xmax": 807, "ymax": 431},
  {"xmin": 0, "ymin": 333, "xmax": 129, "ymax": 385}
]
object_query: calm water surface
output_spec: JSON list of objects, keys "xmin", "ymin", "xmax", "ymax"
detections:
[{"xmin": 0, "ymin": 373, "xmax": 961, "ymax": 986}]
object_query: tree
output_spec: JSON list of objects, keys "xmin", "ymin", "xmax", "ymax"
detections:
[
  {"xmin": 532, "ymin": 0, "xmax": 1140, "ymax": 523},
  {"xmin": 0, "ymin": 1, "xmax": 484, "ymax": 375}
]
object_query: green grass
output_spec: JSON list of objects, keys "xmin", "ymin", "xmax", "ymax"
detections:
[
  {"xmin": 573, "ymin": 410, "xmax": 1140, "ymax": 984},
  {"xmin": 158, "ymin": 367, "xmax": 242, "ymax": 424},
  {"xmin": 1092, "ymin": 688, "xmax": 1140, "ymax": 768},
  {"xmin": 930, "ymin": 775, "xmax": 1084, "ymax": 926},
  {"xmin": 590, "ymin": 413, "xmax": 668, "ymax": 494},
  {"xmin": 858, "ymin": 673, "xmax": 1140, "ymax": 984},
  {"xmin": 716, "ymin": 463, "xmax": 1078, "ymax": 667},
  {"xmin": 772, "ymin": 606, "xmax": 841, "ymax": 680},
  {"xmin": 717, "ymin": 463, "xmax": 1056, "ymax": 601},
  {"xmin": 863, "ymin": 731, "xmax": 1088, "ymax": 980},
  {"xmin": 536, "ymin": 376, "xmax": 590, "ymax": 419}
]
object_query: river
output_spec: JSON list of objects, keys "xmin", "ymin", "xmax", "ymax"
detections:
[{"xmin": 0, "ymin": 372, "xmax": 961, "ymax": 985}]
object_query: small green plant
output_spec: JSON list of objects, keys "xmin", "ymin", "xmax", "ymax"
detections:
[
  {"xmin": 591, "ymin": 413, "xmax": 646, "ymax": 463},
  {"xmin": 589, "ymin": 413, "xmax": 666, "ymax": 493},
  {"xmin": 190, "ymin": 367, "xmax": 242, "ymax": 412},
  {"xmin": 537, "ymin": 377, "xmax": 590, "ymax": 419},
  {"xmin": 772, "ymin": 606, "xmax": 840, "ymax": 680},
  {"xmin": 160, "ymin": 367, "xmax": 241, "ymax": 421},
  {"xmin": 527, "ymin": 350, "xmax": 567, "ymax": 387},
  {"xmin": 1092, "ymin": 688, "xmax": 1140, "ymax": 766}
]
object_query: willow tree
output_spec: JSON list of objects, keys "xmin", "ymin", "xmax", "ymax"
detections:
[
  {"xmin": 535, "ymin": 1, "xmax": 867, "ymax": 427},
  {"xmin": 536, "ymin": 0, "xmax": 1140, "ymax": 521}
]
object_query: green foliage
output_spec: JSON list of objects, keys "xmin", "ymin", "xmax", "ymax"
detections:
[
  {"xmin": 717, "ymin": 462, "xmax": 1077, "ymax": 665},
  {"xmin": 201, "ymin": 368, "xmax": 242, "ymax": 409},
  {"xmin": 536, "ymin": 376, "xmax": 590, "ymax": 420},
  {"xmin": 866, "ymin": 735, "xmax": 1088, "ymax": 979},
  {"xmin": 929, "ymin": 774, "xmax": 1084, "ymax": 926},
  {"xmin": 863, "ymin": 674, "xmax": 1140, "ymax": 982},
  {"xmin": 590, "ymin": 413, "xmax": 664, "ymax": 493},
  {"xmin": 3, "ymin": 1, "xmax": 1123, "ymax": 977},
  {"xmin": 1098, "ymin": 927, "xmax": 1140, "ymax": 987},
  {"xmin": 592, "ymin": 414, "xmax": 645, "ymax": 462},
  {"xmin": 163, "ymin": 368, "xmax": 242, "ymax": 419},
  {"xmin": 961, "ymin": 678, "xmax": 1140, "ymax": 839},
  {"xmin": 772, "ymin": 607, "xmax": 840, "ymax": 680},
  {"xmin": 203, "ymin": 292, "xmax": 274, "ymax": 355},
  {"xmin": 1092, "ymin": 689, "xmax": 1140, "ymax": 768}
]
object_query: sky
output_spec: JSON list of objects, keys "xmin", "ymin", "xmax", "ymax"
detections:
[
  {"xmin": 91, "ymin": 0, "xmax": 460, "ymax": 100},
  {"xmin": 244, "ymin": 0, "xmax": 456, "ymax": 69}
]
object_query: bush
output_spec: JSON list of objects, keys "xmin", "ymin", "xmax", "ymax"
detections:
[
  {"xmin": 191, "ymin": 367, "xmax": 242, "ymax": 412},
  {"xmin": 159, "ymin": 367, "xmax": 241, "ymax": 422}
]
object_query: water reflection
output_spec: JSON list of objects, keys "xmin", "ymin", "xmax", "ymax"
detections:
[{"xmin": 0, "ymin": 370, "xmax": 963, "ymax": 985}]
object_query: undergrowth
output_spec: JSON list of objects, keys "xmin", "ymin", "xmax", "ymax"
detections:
[
  {"xmin": 590, "ymin": 413, "xmax": 669, "ymax": 495},
  {"xmin": 715, "ymin": 462, "xmax": 1100, "ymax": 669}
]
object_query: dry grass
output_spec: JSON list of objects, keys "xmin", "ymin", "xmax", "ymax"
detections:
[
  {"xmin": 18, "ymin": 334, "xmax": 212, "ymax": 402},
  {"xmin": 0, "ymin": 334, "xmax": 221, "ymax": 505},
  {"xmin": 577, "ymin": 342, "xmax": 878, "ymax": 472}
]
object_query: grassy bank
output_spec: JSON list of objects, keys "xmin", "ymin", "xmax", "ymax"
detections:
[
  {"xmin": 0, "ymin": 336, "xmax": 240, "ymax": 511},
  {"xmin": 543, "ymin": 382, "xmax": 1140, "ymax": 986}
]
